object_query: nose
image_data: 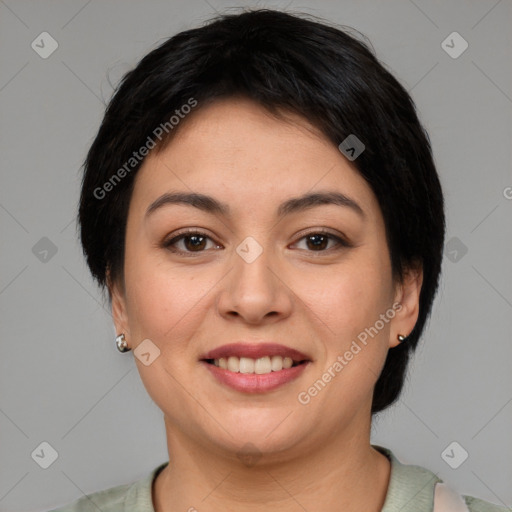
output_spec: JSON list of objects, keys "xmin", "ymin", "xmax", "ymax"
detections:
[{"xmin": 216, "ymin": 240, "xmax": 293, "ymax": 325}]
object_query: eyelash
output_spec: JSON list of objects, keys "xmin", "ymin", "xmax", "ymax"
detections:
[{"xmin": 162, "ymin": 228, "xmax": 352, "ymax": 257}]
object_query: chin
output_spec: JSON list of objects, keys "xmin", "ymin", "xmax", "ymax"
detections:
[{"xmin": 201, "ymin": 409, "xmax": 309, "ymax": 458}]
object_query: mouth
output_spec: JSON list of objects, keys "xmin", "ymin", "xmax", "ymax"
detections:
[
  {"xmin": 203, "ymin": 355, "xmax": 307, "ymax": 374},
  {"xmin": 200, "ymin": 342, "xmax": 312, "ymax": 393},
  {"xmin": 200, "ymin": 342, "xmax": 311, "ymax": 373}
]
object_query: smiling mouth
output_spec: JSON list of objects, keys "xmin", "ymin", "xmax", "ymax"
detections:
[{"xmin": 203, "ymin": 355, "xmax": 307, "ymax": 375}]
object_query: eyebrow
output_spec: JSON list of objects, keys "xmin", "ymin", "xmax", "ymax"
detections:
[{"xmin": 145, "ymin": 190, "xmax": 365, "ymax": 220}]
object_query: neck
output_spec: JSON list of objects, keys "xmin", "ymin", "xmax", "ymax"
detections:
[{"xmin": 153, "ymin": 416, "xmax": 391, "ymax": 512}]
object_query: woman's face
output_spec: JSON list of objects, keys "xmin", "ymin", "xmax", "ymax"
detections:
[{"xmin": 111, "ymin": 97, "xmax": 421, "ymax": 460}]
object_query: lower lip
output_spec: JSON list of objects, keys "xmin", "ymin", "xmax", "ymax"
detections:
[{"xmin": 202, "ymin": 361, "xmax": 310, "ymax": 393}]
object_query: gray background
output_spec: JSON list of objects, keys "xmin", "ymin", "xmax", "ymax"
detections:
[{"xmin": 0, "ymin": 0, "xmax": 511, "ymax": 511}]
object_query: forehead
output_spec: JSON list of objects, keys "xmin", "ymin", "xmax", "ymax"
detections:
[{"xmin": 130, "ymin": 97, "xmax": 380, "ymax": 220}]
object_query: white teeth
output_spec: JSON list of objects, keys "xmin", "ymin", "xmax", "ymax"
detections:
[
  {"xmin": 227, "ymin": 356, "xmax": 239, "ymax": 372},
  {"xmin": 213, "ymin": 355, "xmax": 298, "ymax": 374},
  {"xmin": 271, "ymin": 355, "xmax": 283, "ymax": 371},
  {"xmin": 254, "ymin": 356, "xmax": 271, "ymax": 374},
  {"xmin": 239, "ymin": 357, "xmax": 255, "ymax": 374}
]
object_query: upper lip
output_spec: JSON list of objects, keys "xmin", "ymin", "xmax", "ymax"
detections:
[{"xmin": 200, "ymin": 342, "xmax": 311, "ymax": 362}]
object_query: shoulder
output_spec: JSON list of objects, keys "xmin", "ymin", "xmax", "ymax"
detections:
[
  {"xmin": 462, "ymin": 494, "xmax": 510, "ymax": 512},
  {"xmin": 46, "ymin": 462, "xmax": 168, "ymax": 512},
  {"xmin": 373, "ymin": 445, "xmax": 510, "ymax": 512},
  {"xmin": 47, "ymin": 482, "xmax": 132, "ymax": 512},
  {"xmin": 434, "ymin": 480, "xmax": 509, "ymax": 511}
]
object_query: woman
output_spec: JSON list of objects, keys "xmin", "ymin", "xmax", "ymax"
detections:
[{"xmin": 49, "ymin": 9, "xmax": 507, "ymax": 512}]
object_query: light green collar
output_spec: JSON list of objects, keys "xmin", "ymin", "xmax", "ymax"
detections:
[{"xmin": 374, "ymin": 444, "xmax": 441, "ymax": 512}]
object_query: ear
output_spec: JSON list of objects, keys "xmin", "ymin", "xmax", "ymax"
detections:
[
  {"xmin": 107, "ymin": 268, "xmax": 131, "ymax": 347},
  {"xmin": 390, "ymin": 263, "xmax": 423, "ymax": 348}
]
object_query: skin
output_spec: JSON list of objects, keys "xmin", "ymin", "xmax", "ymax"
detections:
[{"xmin": 110, "ymin": 97, "xmax": 423, "ymax": 512}]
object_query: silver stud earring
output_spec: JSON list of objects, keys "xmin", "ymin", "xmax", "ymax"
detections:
[
  {"xmin": 397, "ymin": 334, "xmax": 407, "ymax": 343},
  {"xmin": 116, "ymin": 334, "xmax": 131, "ymax": 353}
]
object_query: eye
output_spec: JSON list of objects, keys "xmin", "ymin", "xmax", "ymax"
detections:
[
  {"xmin": 163, "ymin": 230, "xmax": 222, "ymax": 255},
  {"xmin": 291, "ymin": 230, "xmax": 350, "ymax": 252},
  {"xmin": 162, "ymin": 229, "xmax": 351, "ymax": 256}
]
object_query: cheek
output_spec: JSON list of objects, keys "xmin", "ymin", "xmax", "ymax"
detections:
[
  {"xmin": 126, "ymin": 263, "xmax": 214, "ymax": 341},
  {"xmin": 123, "ymin": 245, "xmax": 237, "ymax": 369},
  {"xmin": 297, "ymin": 265, "xmax": 393, "ymax": 416},
  {"xmin": 296, "ymin": 252, "xmax": 392, "ymax": 340}
]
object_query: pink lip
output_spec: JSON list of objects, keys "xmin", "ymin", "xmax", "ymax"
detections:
[
  {"xmin": 202, "ymin": 360, "xmax": 311, "ymax": 393},
  {"xmin": 200, "ymin": 342, "xmax": 311, "ymax": 362}
]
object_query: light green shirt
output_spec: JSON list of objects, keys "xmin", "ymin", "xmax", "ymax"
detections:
[{"xmin": 47, "ymin": 445, "xmax": 509, "ymax": 511}]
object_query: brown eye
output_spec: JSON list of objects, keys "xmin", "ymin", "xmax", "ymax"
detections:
[
  {"xmin": 182, "ymin": 234, "xmax": 207, "ymax": 251},
  {"xmin": 292, "ymin": 231, "xmax": 350, "ymax": 252},
  {"xmin": 305, "ymin": 234, "xmax": 329, "ymax": 250},
  {"xmin": 163, "ymin": 231, "xmax": 222, "ymax": 255}
]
